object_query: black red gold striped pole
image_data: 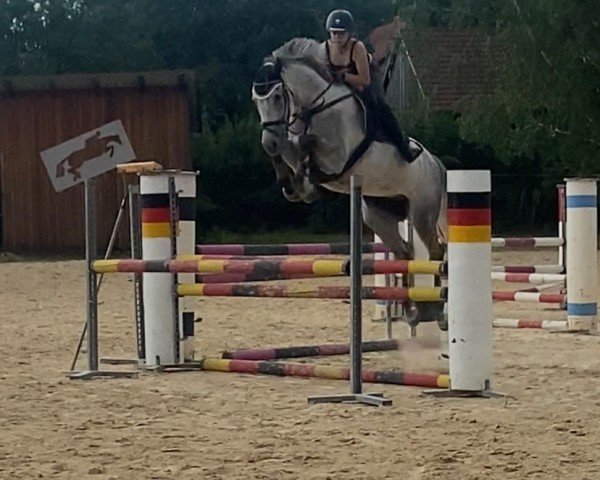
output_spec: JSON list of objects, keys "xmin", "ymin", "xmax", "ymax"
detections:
[
  {"xmin": 140, "ymin": 172, "xmax": 197, "ymax": 367},
  {"xmin": 426, "ymin": 170, "xmax": 500, "ymax": 398}
]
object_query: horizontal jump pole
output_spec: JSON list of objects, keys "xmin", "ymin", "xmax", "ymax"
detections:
[
  {"xmin": 198, "ymin": 358, "xmax": 450, "ymax": 389},
  {"xmin": 195, "ymin": 272, "xmax": 318, "ymax": 283},
  {"xmin": 492, "ymin": 291, "xmax": 566, "ymax": 303},
  {"xmin": 177, "ymin": 283, "xmax": 447, "ymax": 301},
  {"xmin": 493, "ymin": 318, "xmax": 568, "ymax": 331},
  {"xmin": 195, "ymin": 242, "xmax": 391, "ymax": 256},
  {"xmin": 492, "ymin": 237, "xmax": 563, "ymax": 249},
  {"xmin": 516, "ymin": 283, "xmax": 564, "ymax": 293},
  {"xmin": 179, "ymin": 254, "xmax": 347, "ymax": 261},
  {"xmin": 221, "ymin": 339, "xmax": 401, "ymax": 360},
  {"xmin": 92, "ymin": 258, "xmax": 445, "ymax": 276},
  {"xmin": 491, "ymin": 272, "xmax": 566, "ymax": 284},
  {"xmin": 194, "ymin": 237, "xmax": 562, "ymax": 256},
  {"xmin": 491, "ymin": 265, "xmax": 564, "ymax": 274}
]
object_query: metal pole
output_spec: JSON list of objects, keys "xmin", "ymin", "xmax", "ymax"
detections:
[
  {"xmin": 69, "ymin": 177, "xmax": 137, "ymax": 380},
  {"xmin": 85, "ymin": 179, "xmax": 99, "ymax": 371},
  {"xmin": 69, "ymin": 189, "xmax": 129, "ymax": 371},
  {"xmin": 308, "ymin": 175, "xmax": 391, "ymax": 406},
  {"xmin": 350, "ymin": 174, "xmax": 363, "ymax": 394},
  {"xmin": 129, "ymin": 183, "xmax": 145, "ymax": 360},
  {"xmin": 168, "ymin": 176, "xmax": 181, "ymax": 364}
]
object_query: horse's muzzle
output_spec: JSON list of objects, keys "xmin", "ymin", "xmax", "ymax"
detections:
[{"xmin": 261, "ymin": 130, "xmax": 284, "ymax": 157}]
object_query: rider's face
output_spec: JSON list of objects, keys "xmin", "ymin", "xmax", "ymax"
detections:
[{"xmin": 329, "ymin": 30, "xmax": 348, "ymax": 44}]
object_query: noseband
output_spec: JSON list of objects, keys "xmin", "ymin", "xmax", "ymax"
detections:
[
  {"xmin": 253, "ymin": 61, "xmax": 354, "ymax": 137},
  {"xmin": 252, "ymin": 80, "xmax": 292, "ymax": 135}
]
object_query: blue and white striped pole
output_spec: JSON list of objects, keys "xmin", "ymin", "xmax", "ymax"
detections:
[{"xmin": 565, "ymin": 178, "xmax": 598, "ymax": 332}]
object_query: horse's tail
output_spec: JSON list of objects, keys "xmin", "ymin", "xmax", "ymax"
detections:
[
  {"xmin": 436, "ymin": 190, "xmax": 448, "ymax": 245},
  {"xmin": 433, "ymin": 155, "xmax": 448, "ymax": 245}
]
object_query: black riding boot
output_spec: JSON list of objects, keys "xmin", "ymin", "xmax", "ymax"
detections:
[{"xmin": 377, "ymin": 102, "xmax": 417, "ymax": 163}]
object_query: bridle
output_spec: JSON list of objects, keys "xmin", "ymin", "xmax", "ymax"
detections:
[
  {"xmin": 252, "ymin": 80, "xmax": 293, "ymax": 135},
  {"xmin": 253, "ymin": 63, "xmax": 354, "ymax": 137},
  {"xmin": 253, "ymin": 59, "xmax": 366, "ymax": 184}
]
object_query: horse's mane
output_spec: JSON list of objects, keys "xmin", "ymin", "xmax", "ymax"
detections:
[{"xmin": 270, "ymin": 37, "xmax": 333, "ymax": 83}]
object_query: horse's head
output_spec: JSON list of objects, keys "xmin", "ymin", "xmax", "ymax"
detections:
[{"xmin": 252, "ymin": 57, "xmax": 289, "ymax": 158}]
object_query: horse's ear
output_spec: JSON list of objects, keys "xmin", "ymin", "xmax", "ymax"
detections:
[
  {"xmin": 274, "ymin": 57, "xmax": 283, "ymax": 75},
  {"xmin": 262, "ymin": 55, "xmax": 282, "ymax": 75}
]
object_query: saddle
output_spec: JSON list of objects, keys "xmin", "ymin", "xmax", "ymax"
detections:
[{"xmin": 307, "ymin": 89, "xmax": 422, "ymax": 184}]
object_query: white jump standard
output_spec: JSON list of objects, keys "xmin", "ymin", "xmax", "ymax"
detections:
[{"xmin": 425, "ymin": 170, "xmax": 503, "ymax": 398}]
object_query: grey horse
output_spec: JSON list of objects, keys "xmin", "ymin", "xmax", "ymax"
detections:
[{"xmin": 253, "ymin": 38, "xmax": 448, "ymax": 328}]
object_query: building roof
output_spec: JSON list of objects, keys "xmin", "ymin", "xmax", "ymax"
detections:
[
  {"xmin": 368, "ymin": 20, "xmax": 505, "ymax": 111},
  {"xmin": 0, "ymin": 69, "xmax": 199, "ymax": 128},
  {"xmin": 367, "ymin": 17, "xmax": 406, "ymax": 65}
]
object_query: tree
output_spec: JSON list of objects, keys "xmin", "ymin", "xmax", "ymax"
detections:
[{"xmin": 396, "ymin": 0, "xmax": 600, "ymax": 176}]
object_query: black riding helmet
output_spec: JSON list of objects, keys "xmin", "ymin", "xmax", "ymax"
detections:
[{"xmin": 325, "ymin": 9, "xmax": 354, "ymax": 32}]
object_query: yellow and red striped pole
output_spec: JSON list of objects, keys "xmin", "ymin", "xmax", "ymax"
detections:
[
  {"xmin": 197, "ymin": 358, "xmax": 449, "ymax": 389},
  {"xmin": 446, "ymin": 170, "xmax": 495, "ymax": 394}
]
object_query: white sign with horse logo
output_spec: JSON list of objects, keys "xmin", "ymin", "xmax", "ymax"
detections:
[{"xmin": 40, "ymin": 119, "xmax": 136, "ymax": 192}]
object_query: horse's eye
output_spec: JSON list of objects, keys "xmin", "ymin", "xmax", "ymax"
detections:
[{"xmin": 274, "ymin": 94, "xmax": 282, "ymax": 102}]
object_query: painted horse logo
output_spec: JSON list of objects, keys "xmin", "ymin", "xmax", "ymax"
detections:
[{"xmin": 55, "ymin": 131, "xmax": 123, "ymax": 181}]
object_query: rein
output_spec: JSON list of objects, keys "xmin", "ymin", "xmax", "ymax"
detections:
[
  {"xmin": 254, "ymin": 66, "xmax": 372, "ymax": 184},
  {"xmin": 253, "ymin": 80, "xmax": 292, "ymax": 135},
  {"xmin": 290, "ymin": 82, "xmax": 353, "ymax": 134}
]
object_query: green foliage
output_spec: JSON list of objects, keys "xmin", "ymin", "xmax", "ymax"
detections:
[
  {"xmin": 397, "ymin": 0, "xmax": 600, "ymax": 178},
  {"xmin": 0, "ymin": 0, "xmax": 596, "ymax": 236},
  {"xmin": 192, "ymin": 113, "xmax": 349, "ymax": 238}
]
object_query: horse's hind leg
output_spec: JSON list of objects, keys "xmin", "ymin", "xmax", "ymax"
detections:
[
  {"xmin": 361, "ymin": 196, "xmax": 426, "ymax": 326},
  {"xmin": 410, "ymin": 200, "xmax": 448, "ymax": 330}
]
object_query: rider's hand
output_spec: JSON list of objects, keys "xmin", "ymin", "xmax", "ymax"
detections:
[{"xmin": 333, "ymin": 71, "xmax": 346, "ymax": 84}]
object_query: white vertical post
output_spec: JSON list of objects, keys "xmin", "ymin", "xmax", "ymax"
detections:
[
  {"xmin": 140, "ymin": 171, "xmax": 196, "ymax": 367},
  {"xmin": 565, "ymin": 178, "xmax": 598, "ymax": 332},
  {"xmin": 447, "ymin": 170, "xmax": 494, "ymax": 392},
  {"xmin": 557, "ymin": 184, "xmax": 566, "ymax": 272}
]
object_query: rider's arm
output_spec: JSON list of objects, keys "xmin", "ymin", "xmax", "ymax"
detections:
[{"xmin": 343, "ymin": 41, "xmax": 371, "ymax": 89}]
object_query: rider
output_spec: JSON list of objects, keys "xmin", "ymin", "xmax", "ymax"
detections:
[{"xmin": 323, "ymin": 9, "xmax": 417, "ymax": 163}]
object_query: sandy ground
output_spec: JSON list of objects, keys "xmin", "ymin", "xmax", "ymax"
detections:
[{"xmin": 1, "ymin": 250, "xmax": 600, "ymax": 480}]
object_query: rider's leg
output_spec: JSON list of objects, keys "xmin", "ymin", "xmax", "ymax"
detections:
[
  {"xmin": 376, "ymin": 98, "xmax": 417, "ymax": 163},
  {"xmin": 368, "ymin": 74, "xmax": 418, "ymax": 163}
]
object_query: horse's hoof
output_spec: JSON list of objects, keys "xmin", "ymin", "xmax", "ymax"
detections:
[
  {"xmin": 404, "ymin": 305, "xmax": 420, "ymax": 327},
  {"xmin": 437, "ymin": 318, "xmax": 448, "ymax": 331}
]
